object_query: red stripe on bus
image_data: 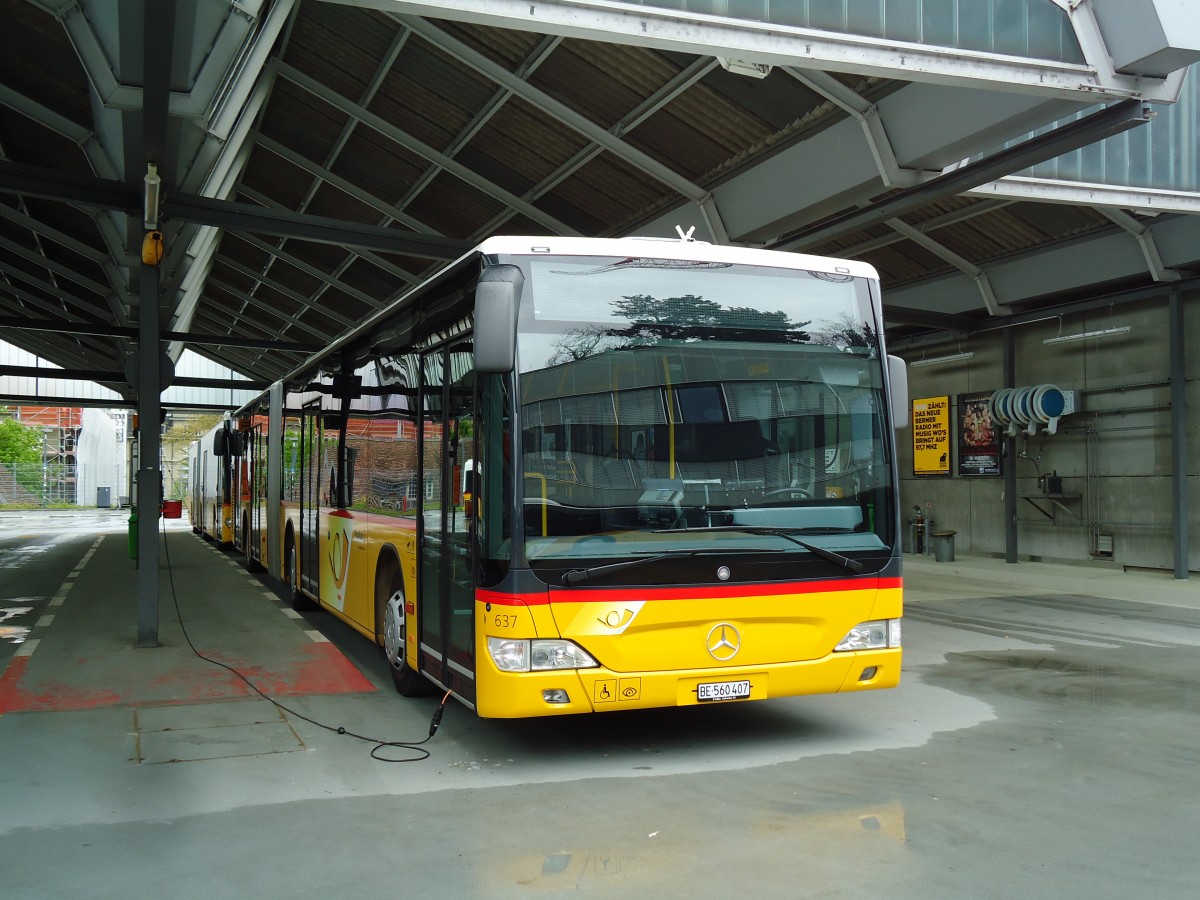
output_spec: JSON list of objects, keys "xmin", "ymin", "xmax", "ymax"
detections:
[{"xmin": 478, "ymin": 577, "xmax": 901, "ymax": 607}]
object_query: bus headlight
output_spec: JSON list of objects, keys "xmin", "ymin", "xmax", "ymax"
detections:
[
  {"xmin": 834, "ymin": 619, "xmax": 901, "ymax": 652},
  {"xmin": 487, "ymin": 637, "xmax": 599, "ymax": 672}
]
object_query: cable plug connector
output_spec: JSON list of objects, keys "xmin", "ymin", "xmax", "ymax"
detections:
[{"xmin": 428, "ymin": 705, "xmax": 445, "ymax": 737}]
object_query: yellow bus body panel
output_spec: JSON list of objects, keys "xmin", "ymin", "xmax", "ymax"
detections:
[
  {"xmin": 474, "ymin": 582, "xmax": 902, "ymax": 718},
  {"xmin": 313, "ymin": 509, "xmax": 418, "ymax": 646}
]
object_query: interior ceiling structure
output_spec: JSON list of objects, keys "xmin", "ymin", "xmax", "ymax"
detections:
[{"xmin": 0, "ymin": 0, "xmax": 1197, "ymax": 404}]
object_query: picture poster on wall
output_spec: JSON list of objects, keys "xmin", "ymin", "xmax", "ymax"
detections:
[
  {"xmin": 912, "ymin": 396, "xmax": 950, "ymax": 477},
  {"xmin": 957, "ymin": 391, "xmax": 1002, "ymax": 476}
]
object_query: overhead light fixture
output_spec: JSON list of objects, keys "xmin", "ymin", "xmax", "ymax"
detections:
[
  {"xmin": 909, "ymin": 351, "xmax": 974, "ymax": 368},
  {"xmin": 717, "ymin": 57, "xmax": 772, "ymax": 79},
  {"xmin": 1043, "ymin": 326, "xmax": 1131, "ymax": 345},
  {"xmin": 143, "ymin": 162, "xmax": 162, "ymax": 230}
]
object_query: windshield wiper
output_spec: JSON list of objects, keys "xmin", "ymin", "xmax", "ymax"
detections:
[
  {"xmin": 561, "ymin": 547, "xmax": 781, "ymax": 585},
  {"xmin": 653, "ymin": 525, "xmax": 865, "ymax": 575}
]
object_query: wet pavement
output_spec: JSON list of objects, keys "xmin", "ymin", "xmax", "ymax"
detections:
[{"xmin": 0, "ymin": 510, "xmax": 1197, "ymax": 898}]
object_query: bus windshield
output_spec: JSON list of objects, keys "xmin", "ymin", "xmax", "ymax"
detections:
[{"xmin": 512, "ymin": 253, "xmax": 895, "ymax": 583}]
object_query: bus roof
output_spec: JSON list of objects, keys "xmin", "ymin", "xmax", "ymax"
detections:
[{"xmin": 474, "ymin": 234, "xmax": 880, "ymax": 281}]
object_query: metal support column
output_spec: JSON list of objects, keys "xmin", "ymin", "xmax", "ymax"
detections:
[
  {"xmin": 135, "ymin": 0, "xmax": 173, "ymax": 648},
  {"xmin": 1169, "ymin": 289, "xmax": 1189, "ymax": 579},
  {"xmin": 136, "ymin": 261, "xmax": 162, "ymax": 648},
  {"xmin": 1003, "ymin": 328, "xmax": 1018, "ymax": 564},
  {"xmin": 136, "ymin": 260, "xmax": 162, "ymax": 648},
  {"xmin": 266, "ymin": 381, "xmax": 283, "ymax": 579}
]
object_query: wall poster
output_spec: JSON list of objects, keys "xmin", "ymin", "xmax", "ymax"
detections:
[
  {"xmin": 957, "ymin": 391, "xmax": 1002, "ymax": 476},
  {"xmin": 912, "ymin": 396, "xmax": 950, "ymax": 477}
]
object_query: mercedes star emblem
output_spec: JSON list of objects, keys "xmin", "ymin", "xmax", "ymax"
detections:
[{"xmin": 706, "ymin": 623, "xmax": 741, "ymax": 661}]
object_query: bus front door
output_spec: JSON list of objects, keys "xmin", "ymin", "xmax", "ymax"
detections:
[
  {"xmin": 418, "ymin": 343, "xmax": 477, "ymax": 704},
  {"xmin": 299, "ymin": 401, "xmax": 322, "ymax": 598}
]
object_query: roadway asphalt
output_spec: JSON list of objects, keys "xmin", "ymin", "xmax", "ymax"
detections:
[{"xmin": 1, "ymin": 509, "xmax": 1197, "ymax": 899}]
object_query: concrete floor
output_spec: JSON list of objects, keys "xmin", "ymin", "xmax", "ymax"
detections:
[{"xmin": 1, "ymin": 510, "xmax": 1197, "ymax": 898}]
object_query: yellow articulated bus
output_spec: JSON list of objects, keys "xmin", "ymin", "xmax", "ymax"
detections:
[
  {"xmin": 188, "ymin": 420, "xmax": 242, "ymax": 549},
  {"xmin": 203, "ymin": 234, "xmax": 910, "ymax": 718}
]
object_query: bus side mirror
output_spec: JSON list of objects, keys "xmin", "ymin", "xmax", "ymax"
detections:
[
  {"xmin": 474, "ymin": 265, "xmax": 524, "ymax": 374},
  {"xmin": 888, "ymin": 355, "xmax": 909, "ymax": 428},
  {"xmin": 213, "ymin": 428, "xmax": 229, "ymax": 456}
]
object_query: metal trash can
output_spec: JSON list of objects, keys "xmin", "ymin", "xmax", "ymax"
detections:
[
  {"xmin": 128, "ymin": 510, "xmax": 138, "ymax": 560},
  {"xmin": 931, "ymin": 530, "xmax": 956, "ymax": 562}
]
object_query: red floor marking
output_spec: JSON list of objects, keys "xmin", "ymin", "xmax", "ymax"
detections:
[
  {"xmin": 0, "ymin": 656, "xmax": 123, "ymax": 713},
  {"xmin": 211, "ymin": 644, "xmax": 377, "ymax": 697},
  {"xmin": 0, "ymin": 655, "xmax": 30, "ymax": 713},
  {"xmin": 0, "ymin": 644, "xmax": 374, "ymax": 713}
]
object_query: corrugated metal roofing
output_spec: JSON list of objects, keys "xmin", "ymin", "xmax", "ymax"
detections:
[{"xmin": 1, "ymin": 0, "xmax": 1197, "ymax": 403}]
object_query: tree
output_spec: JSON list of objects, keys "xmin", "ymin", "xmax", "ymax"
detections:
[
  {"xmin": 0, "ymin": 417, "xmax": 46, "ymax": 499},
  {"xmin": 0, "ymin": 417, "xmax": 42, "ymax": 466},
  {"xmin": 547, "ymin": 325, "xmax": 615, "ymax": 365},
  {"xmin": 815, "ymin": 312, "xmax": 879, "ymax": 357},
  {"xmin": 610, "ymin": 293, "xmax": 811, "ymax": 345}
]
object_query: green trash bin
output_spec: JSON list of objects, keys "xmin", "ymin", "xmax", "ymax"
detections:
[{"xmin": 128, "ymin": 509, "xmax": 138, "ymax": 560}]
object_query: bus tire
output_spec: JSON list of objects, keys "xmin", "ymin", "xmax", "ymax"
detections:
[
  {"xmin": 285, "ymin": 533, "xmax": 316, "ymax": 612},
  {"xmin": 241, "ymin": 512, "xmax": 261, "ymax": 573},
  {"xmin": 377, "ymin": 560, "xmax": 434, "ymax": 697}
]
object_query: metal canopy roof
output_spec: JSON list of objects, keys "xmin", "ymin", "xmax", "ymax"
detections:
[{"xmin": 1, "ymin": 0, "xmax": 1198, "ymax": 406}]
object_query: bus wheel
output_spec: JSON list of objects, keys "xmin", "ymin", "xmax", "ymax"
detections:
[
  {"xmin": 286, "ymin": 534, "xmax": 315, "ymax": 611},
  {"xmin": 378, "ymin": 567, "xmax": 433, "ymax": 697},
  {"xmin": 241, "ymin": 513, "xmax": 261, "ymax": 573}
]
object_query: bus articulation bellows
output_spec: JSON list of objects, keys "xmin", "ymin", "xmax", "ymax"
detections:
[{"xmin": 193, "ymin": 234, "xmax": 910, "ymax": 718}]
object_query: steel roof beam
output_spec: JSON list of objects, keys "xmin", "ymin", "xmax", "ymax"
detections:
[
  {"xmin": 834, "ymin": 198, "xmax": 1016, "ymax": 259},
  {"xmin": 472, "ymin": 56, "xmax": 718, "ymax": 240},
  {"xmin": 0, "ymin": 81, "xmax": 118, "ymax": 181},
  {"xmin": 967, "ymin": 176, "xmax": 1200, "ymax": 216},
  {"xmin": 235, "ymin": 163, "xmax": 427, "ymax": 285},
  {"xmin": 171, "ymin": 193, "xmax": 471, "ymax": 257},
  {"xmin": 775, "ymin": 98, "xmax": 1151, "ymax": 251},
  {"xmin": 179, "ymin": 315, "xmax": 287, "ymax": 379},
  {"xmin": 882, "ymin": 306, "xmax": 976, "ymax": 331},
  {"xmin": 211, "ymin": 256, "xmax": 358, "ymax": 331},
  {"xmin": 783, "ymin": 67, "xmax": 930, "ymax": 190},
  {"xmin": 344, "ymin": 0, "xmax": 1187, "ymax": 102},
  {"xmin": 0, "ymin": 123, "xmax": 132, "ymax": 327},
  {"xmin": 887, "ymin": 214, "xmax": 1200, "ymax": 317},
  {"xmin": 1097, "ymin": 207, "xmax": 1183, "ymax": 283},
  {"xmin": 243, "ymin": 23, "xmax": 420, "ymax": 300},
  {"xmin": 0, "ymin": 203, "xmax": 113, "ymax": 267},
  {"xmin": 0, "ymin": 236, "xmax": 110, "ymax": 300},
  {"xmin": 0, "ymin": 275, "xmax": 108, "ymax": 330},
  {"xmin": 250, "ymin": 135, "xmax": 438, "ymax": 246},
  {"xmin": 0, "ymin": 326, "xmax": 103, "ymax": 372},
  {"xmin": 272, "ymin": 61, "xmax": 579, "ymax": 236},
  {"xmin": 0, "ymin": 160, "xmax": 470, "ymax": 259},
  {"xmin": 0, "ymin": 314, "xmax": 326, "ymax": 354},
  {"xmin": 0, "ymin": 365, "xmax": 266, "ymax": 391},
  {"xmin": 205, "ymin": 274, "xmax": 338, "ymax": 342},
  {"xmin": 883, "ymin": 218, "xmax": 1005, "ymax": 316},
  {"xmin": 233, "ymin": 187, "xmax": 425, "ymax": 331},
  {"xmin": 233, "ymin": 232, "xmax": 387, "ymax": 313},
  {"xmin": 396, "ymin": 15, "xmax": 708, "ymax": 204},
  {"xmin": 397, "ymin": 32, "xmax": 562, "ymax": 226},
  {"xmin": 891, "ymin": 273, "xmax": 1200, "ymax": 351}
]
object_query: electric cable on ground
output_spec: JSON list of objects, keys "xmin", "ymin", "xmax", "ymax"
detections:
[{"xmin": 160, "ymin": 518, "xmax": 448, "ymax": 762}]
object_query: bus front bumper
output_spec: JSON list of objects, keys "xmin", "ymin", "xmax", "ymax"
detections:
[{"xmin": 472, "ymin": 648, "xmax": 901, "ymax": 718}]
